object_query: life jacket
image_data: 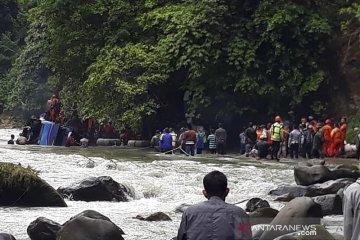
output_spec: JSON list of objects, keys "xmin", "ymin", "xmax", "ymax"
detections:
[
  {"xmin": 271, "ymin": 122, "xmax": 282, "ymax": 141},
  {"xmin": 256, "ymin": 129, "xmax": 262, "ymax": 141},
  {"xmin": 323, "ymin": 124, "xmax": 332, "ymax": 142}
]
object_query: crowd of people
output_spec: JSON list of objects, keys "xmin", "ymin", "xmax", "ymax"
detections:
[
  {"xmin": 150, "ymin": 124, "xmax": 227, "ymax": 156},
  {"xmin": 240, "ymin": 115, "xmax": 351, "ymax": 161}
]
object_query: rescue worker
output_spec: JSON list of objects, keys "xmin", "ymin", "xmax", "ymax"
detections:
[
  {"xmin": 271, "ymin": 116, "xmax": 283, "ymax": 161},
  {"xmin": 322, "ymin": 119, "xmax": 333, "ymax": 157},
  {"xmin": 340, "ymin": 117, "xmax": 347, "ymax": 155},
  {"xmin": 169, "ymin": 128, "xmax": 177, "ymax": 149},
  {"xmin": 330, "ymin": 123, "xmax": 342, "ymax": 157},
  {"xmin": 256, "ymin": 126, "xmax": 262, "ymax": 142}
]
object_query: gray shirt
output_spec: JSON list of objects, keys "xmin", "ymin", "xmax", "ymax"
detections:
[
  {"xmin": 215, "ymin": 128, "xmax": 227, "ymax": 142},
  {"xmin": 344, "ymin": 179, "xmax": 360, "ymax": 240},
  {"xmin": 177, "ymin": 196, "xmax": 252, "ymax": 240}
]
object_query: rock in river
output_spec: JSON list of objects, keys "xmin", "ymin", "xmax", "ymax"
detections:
[
  {"xmin": 27, "ymin": 217, "xmax": 61, "ymax": 240},
  {"xmin": 135, "ymin": 212, "xmax": 172, "ymax": 221},
  {"xmin": 245, "ymin": 198, "xmax": 270, "ymax": 212},
  {"xmin": 57, "ymin": 176, "xmax": 131, "ymax": 202},
  {"xmin": 0, "ymin": 163, "xmax": 66, "ymax": 207},
  {"xmin": 57, "ymin": 210, "xmax": 125, "ymax": 240}
]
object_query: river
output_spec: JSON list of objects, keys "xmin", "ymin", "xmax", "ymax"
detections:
[{"xmin": 0, "ymin": 129, "xmax": 343, "ymax": 239}]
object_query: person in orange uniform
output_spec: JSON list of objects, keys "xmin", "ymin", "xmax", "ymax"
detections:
[
  {"xmin": 340, "ymin": 117, "xmax": 347, "ymax": 155},
  {"xmin": 330, "ymin": 123, "xmax": 342, "ymax": 157},
  {"xmin": 322, "ymin": 119, "xmax": 333, "ymax": 157},
  {"xmin": 256, "ymin": 126, "xmax": 262, "ymax": 142}
]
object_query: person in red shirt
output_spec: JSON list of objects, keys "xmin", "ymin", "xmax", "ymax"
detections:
[
  {"xmin": 330, "ymin": 123, "xmax": 342, "ymax": 157},
  {"xmin": 322, "ymin": 119, "xmax": 333, "ymax": 157},
  {"xmin": 182, "ymin": 126, "xmax": 197, "ymax": 156},
  {"xmin": 340, "ymin": 117, "xmax": 347, "ymax": 155}
]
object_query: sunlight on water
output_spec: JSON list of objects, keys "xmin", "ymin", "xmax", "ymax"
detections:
[{"xmin": 0, "ymin": 128, "xmax": 341, "ymax": 239}]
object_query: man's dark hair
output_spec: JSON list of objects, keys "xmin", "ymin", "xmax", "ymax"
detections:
[
  {"xmin": 203, "ymin": 171, "xmax": 228, "ymax": 197},
  {"xmin": 218, "ymin": 123, "xmax": 222, "ymax": 128},
  {"xmin": 248, "ymin": 122, "xmax": 253, "ymax": 127}
]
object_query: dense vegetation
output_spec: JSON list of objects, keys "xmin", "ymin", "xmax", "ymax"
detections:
[{"xmin": 0, "ymin": 0, "xmax": 359, "ymax": 132}]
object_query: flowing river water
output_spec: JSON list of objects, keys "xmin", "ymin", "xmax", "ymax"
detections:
[{"xmin": 0, "ymin": 129, "xmax": 343, "ymax": 239}]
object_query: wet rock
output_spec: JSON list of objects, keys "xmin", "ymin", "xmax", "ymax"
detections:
[
  {"xmin": 175, "ymin": 203, "xmax": 192, "ymax": 213},
  {"xmin": 329, "ymin": 169, "xmax": 360, "ymax": 180},
  {"xmin": 252, "ymin": 224, "xmax": 269, "ymax": 240},
  {"xmin": 57, "ymin": 176, "xmax": 131, "ymax": 202},
  {"xmin": 273, "ymin": 225, "xmax": 335, "ymax": 240},
  {"xmin": 57, "ymin": 210, "xmax": 125, "ymax": 240},
  {"xmin": 135, "ymin": 212, "xmax": 172, "ymax": 221},
  {"xmin": 246, "ymin": 198, "xmax": 270, "ymax": 212},
  {"xmin": 270, "ymin": 178, "xmax": 355, "ymax": 197},
  {"xmin": 27, "ymin": 217, "xmax": 61, "ymax": 240},
  {"xmin": 312, "ymin": 194, "xmax": 342, "ymax": 216},
  {"xmin": 259, "ymin": 197, "xmax": 323, "ymax": 240},
  {"xmin": 304, "ymin": 159, "xmax": 326, "ymax": 167},
  {"xmin": 0, "ymin": 233, "xmax": 16, "ymax": 240},
  {"xmin": 274, "ymin": 193, "xmax": 295, "ymax": 202},
  {"xmin": 294, "ymin": 165, "xmax": 332, "ymax": 186},
  {"xmin": 0, "ymin": 163, "xmax": 67, "ymax": 207},
  {"xmin": 331, "ymin": 232, "xmax": 345, "ymax": 240},
  {"xmin": 334, "ymin": 164, "xmax": 359, "ymax": 171},
  {"xmin": 249, "ymin": 208, "xmax": 279, "ymax": 225}
]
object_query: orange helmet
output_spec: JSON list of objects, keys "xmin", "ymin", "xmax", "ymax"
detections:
[
  {"xmin": 325, "ymin": 119, "xmax": 331, "ymax": 124},
  {"xmin": 275, "ymin": 116, "xmax": 281, "ymax": 122}
]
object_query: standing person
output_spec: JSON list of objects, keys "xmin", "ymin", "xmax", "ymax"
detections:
[
  {"xmin": 178, "ymin": 127, "xmax": 186, "ymax": 153},
  {"xmin": 160, "ymin": 128, "xmax": 172, "ymax": 153},
  {"xmin": 330, "ymin": 123, "xmax": 342, "ymax": 157},
  {"xmin": 340, "ymin": 117, "xmax": 347, "ymax": 155},
  {"xmin": 299, "ymin": 125, "xmax": 307, "ymax": 158},
  {"xmin": 343, "ymin": 179, "xmax": 360, "ymax": 240},
  {"xmin": 239, "ymin": 127, "xmax": 246, "ymax": 155},
  {"xmin": 169, "ymin": 128, "xmax": 177, "ymax": 149},
  {"xmin": 271, "ymin": 116, "xmax": 283, "ymax": 161},
  {"xmin": 256, "ymin": 126, "xmax": 262, "ymax": 142},
  {"xmin": 177, "ymin": 171, "xmax": 252, "ymax": 240},
  {"xmin": 288, "ymin": 125, "xmax": 301, "ymax": 159},
  {"xmin": 304, "ymin": 125, "xmax": 314, "ymax": 159},
  {"xmin": 150, "ymin": 130, "xmax": 161, "ymax": 152},
  {"xmin": 215, "ymin": 123, "xmax": 227, "ymax": 155},
  {"xmin": 355, "ymin": 128, "xmax": 360, "ymax": 160},
  {"xmin": 196, "ymin": 128, "xmax": 207, "ymax": 154},
  {"xmin": 244, "ymin": 122, "xmax": 257, "ymax": 157},
  {"xmin": 183, "ymin": 126, "xmax": 197, "ymax": 156},
  {"xmin": 8, "ymin": 134, "xmax": 15, "ymax": 144},
  {"xmin": 207, "ymin": 129, "xmax": 217, "ymax": 154},
  {"xmin": 312, "ymin": 123, "xmax": 324, "ymax": 159},
  {"xmin": 322, "ymin": 119, "xmax": 333, "ymax": 157}
]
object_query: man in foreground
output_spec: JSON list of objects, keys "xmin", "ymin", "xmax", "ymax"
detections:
[
  {"xmin": 343, "ymin": 178, "xmax": 360, "ymax": 240},
  {"xmin": 177, "ymin": 171, "xmax": 252, "ymax": 240}
]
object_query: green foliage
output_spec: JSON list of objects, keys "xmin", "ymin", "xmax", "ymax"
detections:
[
  {"xmin": 82, "ymin": 44, "xmax": 167, "ymax": 130},
  {"xmin": 347, "ymin": 111, "xmax": 360, "ymax": 144},
  {"xmin": 0, "ymin": 163, "xmax": 39, "ymax": 192}
]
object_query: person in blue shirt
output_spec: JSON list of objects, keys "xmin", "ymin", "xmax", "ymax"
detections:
[
  {"xmin": 160, "ymin": 128, "xmax": 172, "ymax": 153},
  {"xmin": 196, "ymin": 128, "xmax": 206, "ymax": 154}
]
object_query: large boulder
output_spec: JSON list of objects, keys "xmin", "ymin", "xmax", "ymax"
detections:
[
  {"xmin": 259, "ymin": 197, "xmax": 323, "ymax": 240},
  {"xmin": 312, "ymin": 194, "xmax": 342, "ymax": 216},
  {"xmin": 0, "ymin": 163, "xmax": 66, "ymax": 207},
  {"xmin": 57, "ymin": 176, "xmax": 131, "ymax": 202},
  {"xmin": 0, "ymin": 233, "xmax": 16, "ymax": 240},
  {"xmin": 56, "ymin": 210, "xmax": 125, "ymax": 240},
  {"xmin": 294, "ymin": 165, "xmax": 332, "ymax": 186},
  {"xmin": 249, "ymin": 208, "xmax": 279, "ymax": 225},
  {"xmin": 135, "ymin": 212, "xmax": 172, "ymax": 221},
  {"xmin": 246, "ymin": 198, "xmax": 270, "ymax": 212},
  {"xmin": 270, "ymin": 178, "xmax": 355, "ymax": 198},
  {"xmin": 329, "ymin": 169, "xmax": 360, "ymax": 180},
  {"xmin": 27, "ymin": 217, "xmax": 61, "ymax": 240},
  {"xmin": 273, "ymin": 225, "xmax": 335, "ymax": 240},
  {"xmin": 274, "ymin": 193, "xmax": 295, "ymax": 202}
]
